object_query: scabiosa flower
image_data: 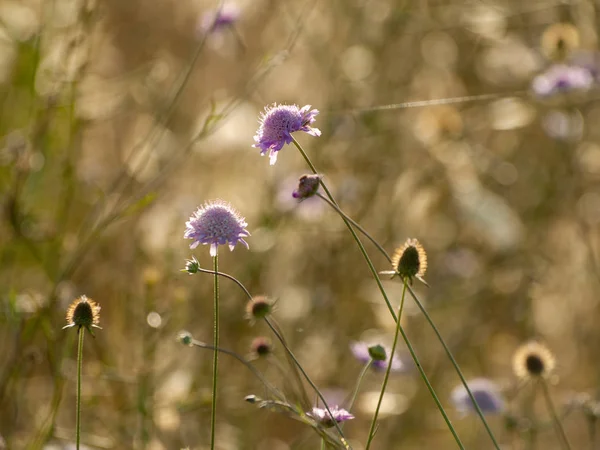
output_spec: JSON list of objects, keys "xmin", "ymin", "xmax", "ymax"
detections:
[
  {"xmin": 253, "ymin": 103, "xmax": 321, "ymax": 165},
  {"xmin": 307, "ymin": 406, "xmax": 354, "ymax": 428},
  {"xmin": 63, "ymin": 295, "xmax": 101, "ymax": 335},
  {"xmin": 245, "ymin": 295, "xmax": 273, "ymax": 323},
  {"xmin": 184, "ymin": 200, "xmax": 250, "ymax": 257},
  {"xmin": 199, "ymin": 3, "xmax": 240, "ymax": 34},
  {"xmin": 250, "ymin": 336, "xmax": 272, "ymax": 358},
  {"xmin": 293, "ymin": 174, "xmax": 322, "ymax": 200},
  {"xmin": 350, "ymin": 341, "xmax": 405, "ymax": 372},
  {"xmin": 531, "ymin": 64, "xmax": 594, "ymax": 99},
  {"xmin": 451, "ymin": 378, "xmax": 505, "ymax": 416},
  {"xmin": 381, "ymin": 238, "xmax": 428, "ymax": 285},
  {"xmin": 512, "ymin": 341, "xmax": 556, "ymax": 380}
]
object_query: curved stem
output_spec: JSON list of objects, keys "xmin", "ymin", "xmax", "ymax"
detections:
[
  {"xmin": 210, "ymin": 254, "xmax": 219, "ymax": 450},
  {"xmin": 291, "ymin": 136, "xmax": 465, "ymax": 449},
  {"xmin": 264, "ymin": 317, "xmax": 350, "ymax": 450},
  {"xmin": 540, "ymin": 378, "xmax": 572, "ymax": 450},
  {"xmin": 194, "ymin": 267, "xmax": 253, "ymax": 300},
  {"xmin": 365, "ymin": 282, "xmax": 407, "ymax": 450},
  {"xmin": 76, "ymin": 327, "xmax": 84, "ymax": 450},
  {"xmin": 345, "ymin": 361, "xmax": 372, "ymax": 418}
]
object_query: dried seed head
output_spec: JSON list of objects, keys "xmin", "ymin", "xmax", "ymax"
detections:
[
  {"xmin": 250, "ymin": 336, "xmax": 272, "ymax": 358},
  {"xmin": 245, "ymin": 296, "xmax": 273, "ymax": 322},
  {"xmin": 292, "ymin": 174, "xmax": 321, "ymax": 200},
  {"xmin": 64, "ymin": 295, "xmax": 101, "ymax": 335},
  {"xmin": 542, "ymin": 23, "xmax": 580, "ymax": 61},
  {"xmin": 388, "ymin": 238, "xmax": 428, "ymax": 284},
  {"xmin": 513, "ymin": 341, "xmax": 556, "ymax": 380}
]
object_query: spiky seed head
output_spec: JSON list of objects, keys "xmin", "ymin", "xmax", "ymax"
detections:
[
  {"xmin": 386, "ymin": 238, "xmax": 428, "ymax": 284},
  {"xmin": 64, "ymin": 295, "xmax": 101, "ymax": 335},
  {"xmin": 513, "ymin": 341, "xmax": 556, "ymax": 380},
  {"xmin": 245, "ymin": 295, "xmax": 273, "ymax": 322},
  {"xmin": 250, "ymin": 336, "xmax": 272, "ymax": 358},
  {"xmin": 542, "ymin": 23, "xmax": 580, "ymax": 61}
]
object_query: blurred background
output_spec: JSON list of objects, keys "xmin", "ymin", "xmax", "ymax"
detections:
[{"xmin": 1, "ymin": 0, "xmax": 600, "ymax": 448}]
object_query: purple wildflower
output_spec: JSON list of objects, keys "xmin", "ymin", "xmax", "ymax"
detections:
[
  {"xmin": 350, "ymin": 341, "xmax": 405, "ymax": 372},
  {"xmin": 184, "ymin": 200, "xmax": 250, "ymax": 257},
  {"xmin": 253, "ymin": 103, "xmax": 321, "ymax": 165},
  {"xmin": 292, "ymin": 174, "xmax": 322, "ymax": 200},
  {"xmin": 450, "ymin": 378, "xmax": 505, "ymax": 416},
  {"xmin": 531, "ymin": 64, "xmax": 593, "ymax": 98},
  {"xmin": 200, "ymin": 3, "xmax": 240, "ymax": 34},
  {"xmin": 307, "ymin": 406, "xmax": 354, "ymax": 428}
]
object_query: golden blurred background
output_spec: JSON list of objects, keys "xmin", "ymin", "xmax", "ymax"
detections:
[{"xmin": 2, "ymin": 0, "xmax": 600, "ymax": 448}]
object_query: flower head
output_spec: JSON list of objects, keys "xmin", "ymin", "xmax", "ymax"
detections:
[
  {"xmin": 381, "ymin": 238, "xmax": 428, "ymax": 285},
  {"xmin": 307, "ymin": 406, "xmax": 354, "ymax": 428},
  {"xmin": 513, "ymin": 341, "xmax": 556, "ymax": 380},
  {"xmin": 250, "ymin": 336, "xmax": 272, "ymax": 358},
  {"xmin": 63, "ymin": 295, "xmax": 101, "ymax": 335},
  {"xmin": 253, "ymin": 103, "xmax": 321, "ymax": 165},
  {"xmin": 451, "ymin": 378, "xmax": 505, "ymax": 416},
  {"xmin": 199, "ymin": 3, "xmax": 240, "ymax": 34},
  {"xmin": 245, "ymin": 295, "xmax": 273, "ymax": 322},
  {"xmin": 293, "ymin": 174, "xmax": 322, "ymax": 200},
  {"xmin": 541, "ymin": 23, "xmax": 580, "ymax": 61},
  {"xmin": 350, "ymin": 341, "xmax": 405, "ymax": 372},
  {"xmin": 531, "ymin": 64, "xmax": 593, "ymax": 99},
  {"xmin": 184, "ymin": 200, "xmax": 250, "ymax": 257}
]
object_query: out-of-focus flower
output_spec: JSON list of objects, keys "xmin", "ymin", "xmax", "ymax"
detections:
[
  {"xmin": 63, "ymin": 295, "xmax": 101, "ymax": 335},
  {"xmin": 531, "ymin": 64, "xmax": 593, "ymax": 98},
  {"xmin": 250, "ymin": 336, "xmax": 272, "ymax": 358},
  {"xmin": 307, "ymin": 406, "xmax": 354, "ymax": 428},
  {"xmin": 199, "ymin": 3, "xmax": 240, "ymax": 34},
  {"xmin": 512, "ymin": 341, "xmax": 556, "ymax": 380},
  {"xmin": 381, "ymin": 238, "xmax": 428, "ymax": 285},
  {"xmin": 253, "ymin": 104, "xmax": 321, "ymax": 165},
  {"xmin": 350, "ymin": 341, "xmax": 405, "ymax": 372},
  {"xmin": 245, "ymin": 296, "xmax": 273, "ymax": 323},
  {"xmin": 451, "ymin": 378, "xmax": 505, "ymax": 416},
  {"xmin": 184, "ymin": 200, "xmax": 250, "ymax": 257},
  {"xmin": 541, "ymin": 23, "xmax": 580, "ymax": 61},
  {"xmin": 292, "ymin": 174, "xmax": 321, "ymax": 200}
]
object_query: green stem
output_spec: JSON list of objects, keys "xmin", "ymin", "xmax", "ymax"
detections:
[
  {"xmin": 264, "ymin": 317, "xmax": 350, "ymax": 450},
  {"xmin": 291, "ymin": 136, "xmax": 465, "ymax": 449},
  {"xmin": 345, "ymin": 361, "xmax": 372, "ymax": 419},
  {"xmin": 76, "ymin": 327, "xmax": 84, "ymax": 450},
  {"xmin": 365, "ymin": 281, "xmax": 407, "ymax": 450},
  {"xmin": 406, "ymin": 285, "xmax": 501, "ymax": 450},
  {"xmin": 210, "ymin": 254, "xmax": 219, "ymax": 450},
  {"xmin": 540, "ymin": 378, "xmax": 572, "ymax": 450}
]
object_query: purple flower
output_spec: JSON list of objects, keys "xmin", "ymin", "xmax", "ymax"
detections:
[
  {"xmin": 184, "ymin": 200, "xmax": 250, "ymax": 256},
  {"xmin": 253, "ymin": 104, "xmax": 321, "ymax": 165},
  {"xmin": 200, "ymin": 3, "xmax": 240, "ymax": 34},
  {"xmin": 450, "ymin": 378, "xmax": 505, "ymax": 416},
  {"xmin": 531, "ymin": 64, "xmax": 593, "ymax": 98},
  {"xmin": 350, "ymin": 341, "xmax": 405, "ymax": 372},
  {"xmin": 307, "ymin": 406, "xmax": 354, "ymax": 428},
  {"xmin": 292, "ymin": 174, "xmax": 321, "ymax": 200}
]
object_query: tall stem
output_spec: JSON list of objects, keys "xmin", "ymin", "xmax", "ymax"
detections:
[
  {"xmin": 365, "ymin": 282, "xmax": 407, "ymax": 450},
  {"xmin": 540, "ymin": 379, "xmax": 572, "ymax": 450},
  {"xmin": 291, "ymin": 136, "xmax": 465, "ymax": 449},
  {"xmin": 210, "ymin": 254, "xmax": 219, "ymax": 450},
  {"xmin": 76, "ymin": 327, "xmax": 84, "ymax": 450}
]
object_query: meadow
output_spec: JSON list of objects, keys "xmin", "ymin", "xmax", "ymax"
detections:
[{"xmin": 1, "ymin": 0, "xmax": 600, "ymax": 449}]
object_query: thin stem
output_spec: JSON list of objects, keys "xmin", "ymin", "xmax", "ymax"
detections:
[
  {"xmin": 264, "ymin": 317, "xmax": 350, "ymax": 450},
  {"xmin": 291, "ymin": 136, "xmax": 465, "ymax": 449},
  {"xmin": 188, "ymin": 338, "xmax": 284, "ymax": 402},
  {"xmin": 365, "ymin": 281, "xmax": 407, "ymax": 450},
  {"xmin": 540, "ymin": 378, "xmax": 572, "ymax": 450},
  {"xmin": 320, "ymin": 437, "xmax": 326, "ymax": 450},
  {"xmin": 406, "ymin": 285, "xmax": 502, "ymax": 449},
  {"xmin": 194, "ymin": 267, "xmax": 252, "ymax": 300},
  {"xmin": 345, "ymin": 361, "xmax": 372, "ymax": 417},
  {"xmin": 76, "ymin": 327, "xmax": 84, "ymax": 450},
  {"xmin": 210, "ymin": 254, "xmax": 219, "ymax": 450},
  {"xmin": 316, "ymin": 193, "xmax": 392, "ymax": 264}
]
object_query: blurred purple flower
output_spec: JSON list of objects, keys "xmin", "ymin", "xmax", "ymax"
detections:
[
  {"xmin": 450, "ymin": 378, "xmax": 505, "ymax": 416},
  {"xmin": 531, "ymin": 64, "xmax": 593, "ymax": 98},
  {"xmin": 184, "ymin": 200, "xmax": 250, "ymax": 256},
  {"xmin": 350, "ymin": 341, "xmax": 405, "ymax": 372},
  {"xmin": 200, "ymin": 3, "xmax": 240, "ymax": 34},
  {"xmin": 307, "ymin": 406, "xmax": 354, "ymax": 428},
  {"xmin": 253, "ymin": 103, "xmax": 321, "ymax": 165}
]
